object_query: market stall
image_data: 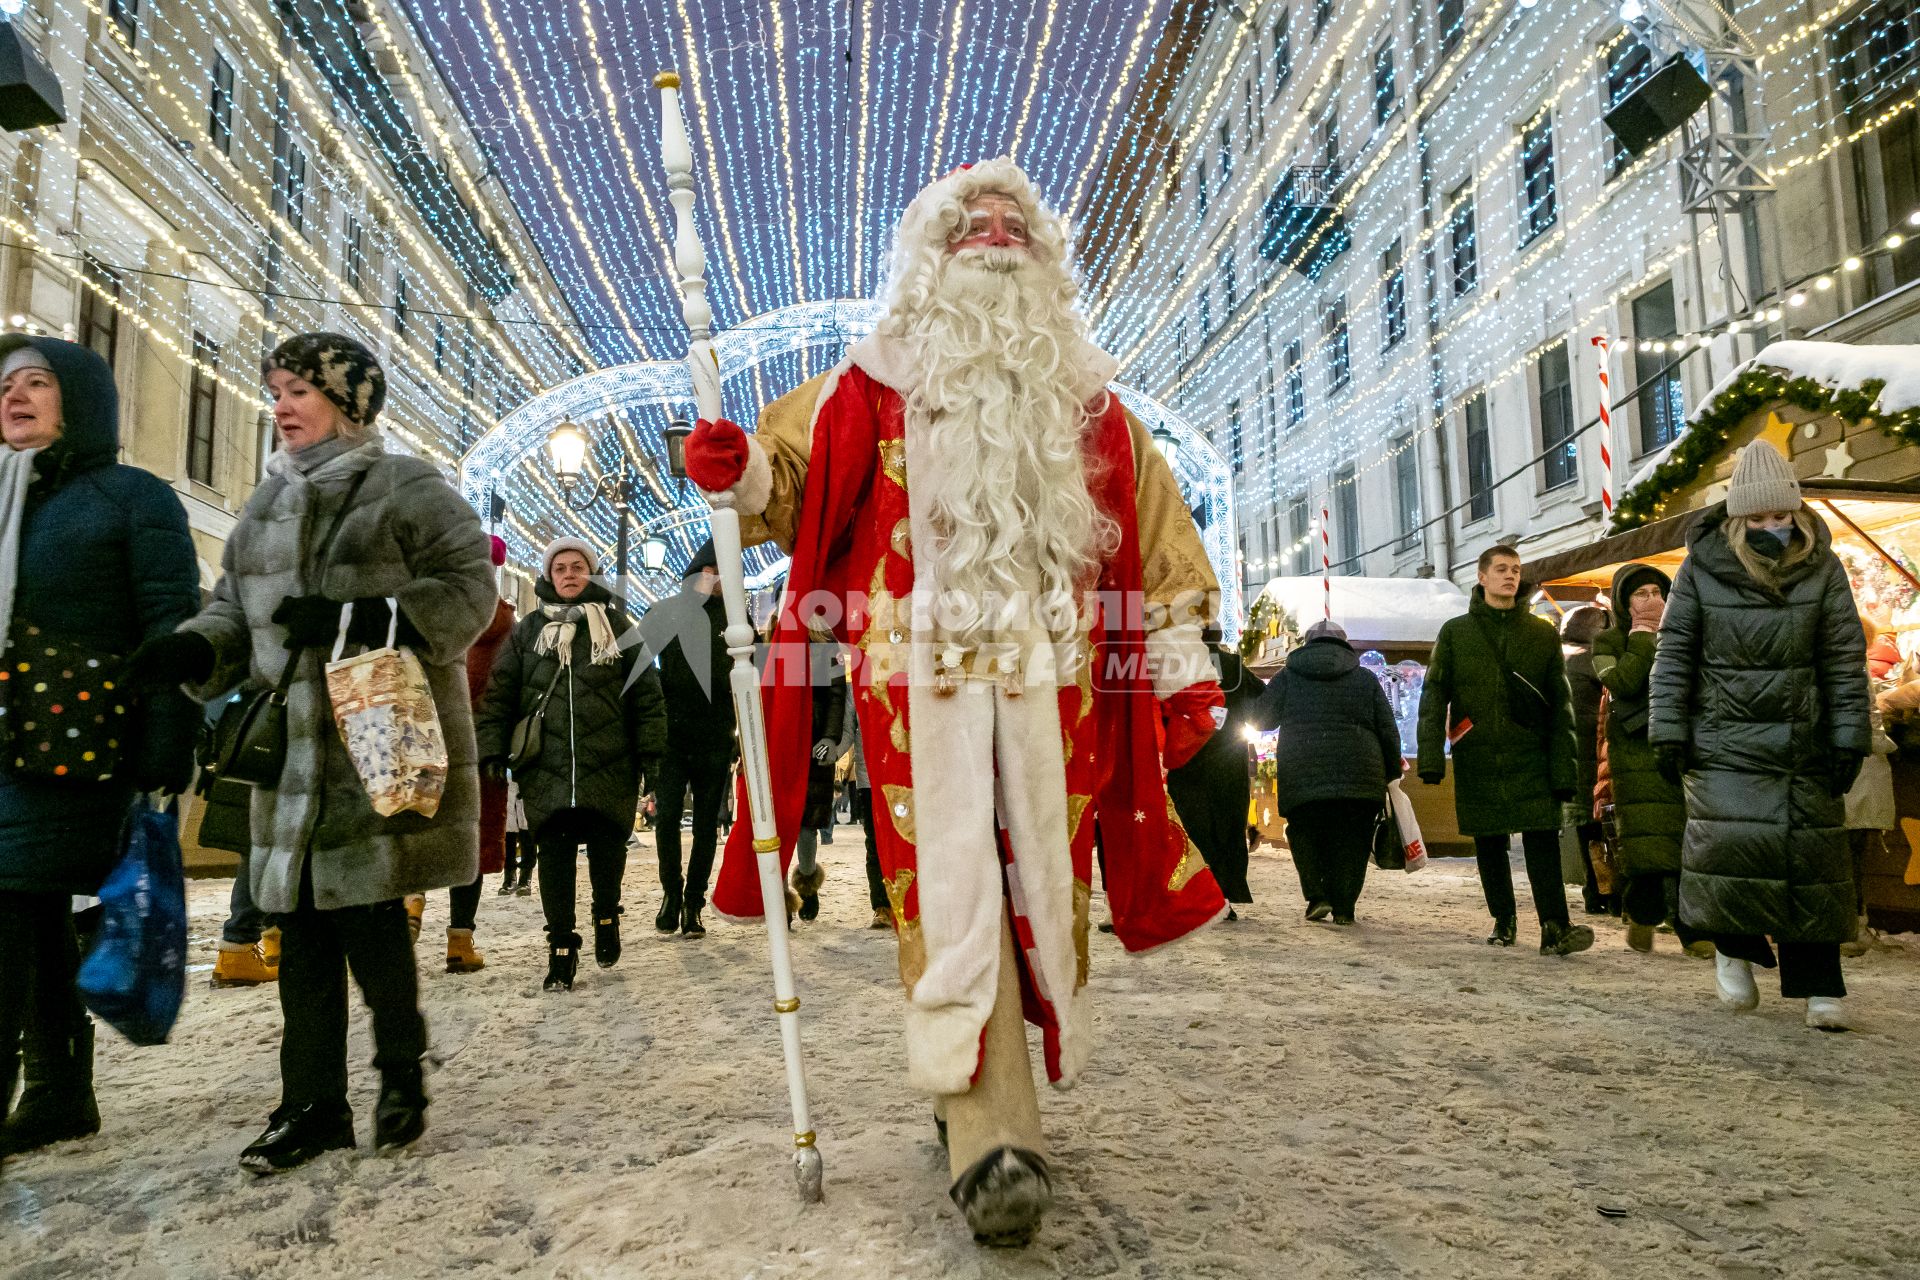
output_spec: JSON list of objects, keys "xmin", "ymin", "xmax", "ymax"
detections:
[
  {"xmin": 1527, "ymin": 340, "xmax": 1920, "ymax": 932},
  {"xmin": 1241, "ymin": 576, "xmax": 1475, "ymax": 857}
]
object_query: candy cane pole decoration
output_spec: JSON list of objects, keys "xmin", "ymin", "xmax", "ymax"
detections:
[
  {"xmin": 655, "ymin": 70, "xmax": 823, "ymax": 1205},
  {"xmin": 1591, "ymin": 335, "xmax": 1615, "ymax": 519},
  {"xmin": 1321, "ymin": 505, "xmax": 1331, "ymax": 620}
]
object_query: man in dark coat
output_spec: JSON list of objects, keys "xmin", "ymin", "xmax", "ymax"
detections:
[
  {"xmin": 1417, "ymin": 544, "xmax": 1593, "ymax": 955},
  {"xmin": 1256, "ymin": 619, "xmax": 1401, "ymax": 924},
  {"xmin": 474, "ymin": 538, "xmax": 667, "ymax": 989},
  {"xmin": 1166, "ymin": 626, "xmax": 1266, "ymax": 907},
  {"xmin": 0, "ymin": 336, "xmax": 198, "ymax": 1160},
  {"xmin": 650, "ymin": 539, "xmax": 736, "ymax": 937}
]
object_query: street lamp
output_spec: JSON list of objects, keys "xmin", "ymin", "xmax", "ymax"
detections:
[
  {"xmin": 641, "ymin": 535, "xmax": 669, "ymax": 572},
  {"xmin": 663, "ymin": 418, "xmax": 693, "ymax": 483},
  {"xmin": 544, "ymin": 419, "xmax": 642, "ymax": 591},
  {"xmin": 1150, "ymin": 422, "xmax": 1181, "ymax": 471}
]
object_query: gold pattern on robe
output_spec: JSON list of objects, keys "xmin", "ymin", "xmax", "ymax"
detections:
[
  {"xmin": 881, "ymin": 784, "xmax": 917, "ymax": 844},
  {"xmin": 879, "ymin": 439, "xmax": 908, "ymax": 491},
  {"xmin": 857, "ymin": 558, "xmax": 911, "ymax": 754},
  {"xmin": 1065, "ymin": 793, "xmax": 1093, "ymax": 846},
  {"xmin": 1163, "ymin": 798, "xmax": 1207, "ymax": 892},
  {"xmin": 883, "ymin": 869, "xmax": 925, "ymax": 992},
  {"xmin": 890, "ymin": 518, "xmax": 911, "ymax": 560},
  {"xmin": 1072, "ymin": 878, "xmax": 1092, "ymax": 988}
]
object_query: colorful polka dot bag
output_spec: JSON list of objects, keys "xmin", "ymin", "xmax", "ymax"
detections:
[{"xmin": 0, "ymin": 623, "xmax": 128, "ymax": 781}]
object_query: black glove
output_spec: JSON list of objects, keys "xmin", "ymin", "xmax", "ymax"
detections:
[
  {"xmin": 271, "ymin": 594, "xmax": 343, "ymax": 649},
  {"xmin": 480, "ymin": 758, "xmax": 509, "ymax": 784},
  {"xmin": 339, "ymin": 597, "xmax": 427, "ymax": 650},
  {"xmin": 1655, "ymin": 744, "xmax": 1688, "ymax": 787},
  {"xmin": 1418, "ymin": 771, "xmax": 1443, "ymax": 787},
  {"xmin": 124, "ymin": 630, "xmax": 216, "ymax": 689},
  {"xmin": 1829, "ymin": 749, "xmax": 1866, "ymax": 798}
]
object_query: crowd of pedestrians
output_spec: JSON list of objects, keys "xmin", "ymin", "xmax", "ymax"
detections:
[{"xmin": 0, "ymin": 329, "xmax": 1897, "ymax": 1192}]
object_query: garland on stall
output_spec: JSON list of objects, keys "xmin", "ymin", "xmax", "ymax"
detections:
[
  {"xmin": 1611, "ymin": 366, "xmax": 1920, "ymax": 531},
  {"xmin": 1238, "ymin": 594, "xmax": 1302, "ymax": 663}
]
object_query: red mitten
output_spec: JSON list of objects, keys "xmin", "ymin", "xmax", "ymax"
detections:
[
  {"xmin": 1161, "ymin": 681, "xmax": 1226, "ymax": 770},
  {"xmin": 685, "ymin": 418, "xmax": 750, "ymax": 492}
]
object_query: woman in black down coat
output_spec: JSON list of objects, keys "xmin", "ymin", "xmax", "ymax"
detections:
[
  {"xmin": 1560, "ymin": 605, "xmax": 1612, "ymax": 915},
  {"xmin": 0, "ymin": 337, "xmax": 198, "ymax": 1161},
  {"xmin": 1649, "ymin": 443, "xmax": 1869, "ymax": 1030},
  {"xmin": 1255, "ymin": 619, "xmax": 1404, "ymax": 925},
  {"xmin": 1165, "ymin": 625, "xmax": 1266, "ymax": 908},
  {"xmin": 475, "ymin": 538, "xmax": 666, "ymax": 990}
]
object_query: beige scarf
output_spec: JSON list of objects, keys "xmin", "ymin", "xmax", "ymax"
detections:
[{"xmin": 536, "ymin": 601, "xmax": 621, "ymax": 667}]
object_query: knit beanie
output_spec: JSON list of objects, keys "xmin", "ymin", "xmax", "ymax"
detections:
[
  {"xmin": 489, "ymin": 535, "xmax": 508, "ymax": 567},
  {"xmin": 1304, "ymin": 618, "xmax": 1349, "ymax": 646},
  {"xmin": 541, "ymin": 536, "xmax": 597, "ymax": 581},
  {"xmin": 263, "ymin": 332, "xmax": 386, "ymax": 429},
  {"xmin": 681, "ymin": 538, "xmax": 718, "ymax": 580},
  {"xmin": 1724, "ymin": 441, "xmax": 1801, "ymax": 518}
]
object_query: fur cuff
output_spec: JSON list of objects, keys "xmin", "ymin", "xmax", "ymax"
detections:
[
  {"xmin": 704, "ymin": 435, "xmax": 773, "ymax": 516},
  {"xmin": 1147, "ymin": 622, "xmax": 1212, "ymax": 699},
  {"xmin": 905, "ymin": 1004, "xmax": 992, "ymax": 1095}
]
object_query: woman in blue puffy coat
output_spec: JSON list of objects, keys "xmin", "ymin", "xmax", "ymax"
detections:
[{"xmin": 0, "ymin": 337, "xmax": 198, "ymax": 1162}]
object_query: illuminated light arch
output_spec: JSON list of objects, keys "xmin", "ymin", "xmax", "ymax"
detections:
[{"xmin": 458, "ymin": 300, "xmax": 1240, "ymax": 638}]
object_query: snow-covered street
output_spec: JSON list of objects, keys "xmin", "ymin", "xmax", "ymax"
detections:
[{"xmin": 4, "ymin": 838, "xmax": 1916, "ymax": 1279}]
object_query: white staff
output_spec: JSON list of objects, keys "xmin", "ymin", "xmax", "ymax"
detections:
[{"xmin": 654, "ymin": 69, "xmax": 823, "ymax": 1205}]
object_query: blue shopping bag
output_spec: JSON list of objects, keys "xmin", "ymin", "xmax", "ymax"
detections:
[{"xmin": 76, "ymin": 795, "xmax": 187, "ymax": 1045}]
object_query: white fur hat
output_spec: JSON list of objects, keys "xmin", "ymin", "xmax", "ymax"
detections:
[
  {"xmin": 892, "ymin": 158, "xmax": 1061, "ymax": 257},
  {"xmin": 541, "ymin": 536, "xmax": 598, "ymax": 581},
  {"xmin": 1725, "ymin": 441, "xmax": 1802, "ymax": 518}
]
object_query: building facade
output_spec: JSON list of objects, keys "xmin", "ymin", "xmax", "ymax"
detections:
[
  {"xmin": 1, "ymin": 0, "xmax": 583, "ymax": 585},
  {"xmin": 1090, "ymin": 0, "xmax": 1920, "ymax": 604}
]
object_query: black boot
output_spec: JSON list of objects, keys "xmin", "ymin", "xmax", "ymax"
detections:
[
  {"xmin": 1540, "ymin": 920, "xmax": 1596, "ymax": 956},
  {"xmin": 681, "ymin": 901, "xmax": 706, "ymax": 938},
  {"xmin": 1487, "ymin": 917, "xmax": 1517, "ymax": 947},
  {"xmin": 2, "ymin": 1017, "xmax": 100, "ymax": 1155},
  {"xmin": 374, "ymin": 1063, "xmax": 428, "ymax": 1152},
  {"xmin": 238, "ymin": 1101, "xmax": 356, "ymax": 1175},
  {"xmin": 655, "ymin": 888, "xmax": 681, "ymax": 934},
  {"xmin": 594, "ymin": 909, "xmax": 623, "ymax": 968},
  {"xmin": 1305, "ymin": 901, "xmax": 1332, "ymax": 922},
  {"xmin": 545, "ymin": 932, "xmax": 581, "ymax": 991},
  {"xmin": 950, "ymin": 1146, "xmax": 1053, "ymax": 1248}
]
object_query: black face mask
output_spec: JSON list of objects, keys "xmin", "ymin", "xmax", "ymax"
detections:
[{"xmin": 1744, "ymin": 527, "xmax": 1790, "ymax": 559}]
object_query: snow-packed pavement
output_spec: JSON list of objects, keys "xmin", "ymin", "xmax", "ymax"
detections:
[{"xmin": 4, "ymin": 836, "xmax": 1916, "ymax": 1278}]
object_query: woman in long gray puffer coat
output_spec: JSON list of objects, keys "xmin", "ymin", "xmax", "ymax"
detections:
[
  {"xmin": 1649, "ymin": 443, "xmax": 1869, "ymax": 1031},
  {"xmin": 130, "ymin": 333, "xmax": 495, "ymax": 1173}
]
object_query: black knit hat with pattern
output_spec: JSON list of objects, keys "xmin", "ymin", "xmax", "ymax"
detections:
[{"xmin": 264, "ymin": 332, "xmax": 386, "ymax": 428}]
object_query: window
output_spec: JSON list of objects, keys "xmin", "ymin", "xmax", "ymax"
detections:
[
  {"xmin": 1448, "ymin": 185, "xmax": 1478, "ymax": 298},
  {"xmin": 1263, "ymin": 371, "xmax": 1280, "ymax": 448},
  {"xmin": 1289, "ymin": 496, "xmax": 1313, "ymax": 574},
  {"xmin": 187, "ymin": 333, "xmax": 220, "ymax": 487},
  {"xmin": 1374, "ymin": 41, "xmax": 1396, "ymax": 126},
  {"xmin": 1317, "ymin": 99, "xmax": 1340, "ymax": 179},
  {"xmin": 1284, "ymin": 339, "xmax": 1306, "ymax": 427},
  {"xmin": 433, "ymin": 319, "xmax": 446, "ymax": 374},
  {"xmin": 1834, "ymin": 2, "xmax": 1920, "ymax": 288},
  {"xmin": 1272, "ymin": 11, "xmax": 1292, "ymax": 95},
  {"xmin": 1830, "ymin": 0, "xmax": 1920, "ymax": 122},
  {"xmin": 1315, "ymin": 0, "xmax": 1333, "ymax": 39},
  {"xmin": 1218, "ymin": 123, "xmax": 1233, "ymax": 188},
  {"xmin": 106, "ymin": 0, "xmax": 138, "ymax": 46},
  {"xmin": 1631, "ymin": 280, "xmax": 1686, "ymax": 453},
  {"xmin": 207, "ymin": 54, "xmax": 235, "ymax": 156},
  {"xmin": 1219, "ymin": 246, "xmax": 1237, "ymax": 313},
  {"xmin": 1436, "ymin": 0, "xmax": 1466, "ymax": 56},
  {"xmin": 1229, "ymin": 399, "xmax": 1244, "ymax": 475},
  {"xmin": 1323, "ymin": 297, "xmax": 1350, "ymax": 394},
  {"xmin": 278, "ymin": 143, "xmax": 308, "ymax": 236},
  {"xmin": 1199, "ymin": 284, "xmax": 1212, "ymax": 338},
  {"xmin": 1464, "ymin": 392, "xmax": 1494, "ymax": 522},
  {"xmin": 1537, "ymin": 341, "xmax": 1578, "ymax": 491},
  {"xmin": 1166, "ymin": 136, "xmax": 1181, "ymax": 199},
  {"xmin": 1519, "ymin": 114, "xmax": 1558, "ymax": 245},
  {"xmin": 394, "ymin": 273, "xmax": 409, "ymax": 336},
  {"xmin": 1604, "ymin": 37, "xmax": 1656, "ymax": 177},
  {"xmin": 1393, "ymin": 435, "xmax": 1421, "ymax": 553},
  {"xmin": 1244, "ymin": 77, "xmax": 1258, "ymax": 146},
  {"xmin": 1334, "ymin": 465, "xmax": 1359, "ymax": 570},
  {"xmin": 1380, "ymin": 240, "xmax": 1407, "ymax": 350},
  {"xmin": 1197, "ymin": 160, "xmax": 1209, "ymax": 217},
  {"xmin": 344, "ymin": 215, "xmax": 367, "ymax": 296},
  {"xmin": 78, "ymin": 255, "xmax": 121, "ymax": 372}
]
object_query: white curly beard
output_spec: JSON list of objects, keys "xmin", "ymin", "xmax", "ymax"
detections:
[{"xmin": 896, "ymin": 248, "xmax": 1116, "ymax": 647}]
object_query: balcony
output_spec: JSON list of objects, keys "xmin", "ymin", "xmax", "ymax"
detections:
[{"xmin": 1259, "ymin": 166, "xmax": 1350, "ymax": 280}]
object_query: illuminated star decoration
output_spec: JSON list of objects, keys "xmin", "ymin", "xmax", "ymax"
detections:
[{"xmin": 1823, "ymin": 438, "xmax": 1856, "ymax": 479}]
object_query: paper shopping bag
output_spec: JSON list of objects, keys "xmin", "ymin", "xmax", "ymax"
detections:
[{"xmin": 324, "ymin": 600, "xmax": 447, "ymax": 819}]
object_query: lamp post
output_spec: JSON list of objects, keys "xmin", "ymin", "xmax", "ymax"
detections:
[
  {"xmin": 1150, "ymin": 422, "xmax": 1181, "ymax": 471},
  {"xmin": 545, "ymin": 419, "xmax": 644, "ymax": 593}
]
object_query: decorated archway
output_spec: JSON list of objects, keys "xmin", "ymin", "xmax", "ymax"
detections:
[{"xmin": 457, "ymin": 301, "xmax": 1241, "ymax": 636}]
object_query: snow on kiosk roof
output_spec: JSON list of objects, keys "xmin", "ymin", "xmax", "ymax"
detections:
[{"xmin": 1253, "ymin": 576, "xmax": 1468, "ymax": 648}]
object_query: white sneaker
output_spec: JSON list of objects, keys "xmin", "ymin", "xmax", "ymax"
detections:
[
  {"xmin": 1715, "ymin": 953, "xmax": 1760, "ymax": 1011},
  {"xmin": 1805, "ymin": 996, "xmax": 1850, "ymax": 1031}
]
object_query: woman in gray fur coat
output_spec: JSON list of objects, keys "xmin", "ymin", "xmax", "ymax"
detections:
[{"xmin": 129, "ymin": 333, "xmax": 494, "ymax": 1174}]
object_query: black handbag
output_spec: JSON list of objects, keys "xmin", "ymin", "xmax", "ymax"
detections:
[
  {"xmin": 207, "ymin": 471, "xmax": 368, "ymax": 790},
  {"xmin": 1371, "ymin": 797, "xmax": 1406, "ymax": 870},
  {"xmin": 507, "ymin": 665, "xmax": 564, "ymax": 771},
  {"xmin": 1471, "ymin": 613, "xmax": 1552, "ymax": 733},
  {"xmin": 0, "ymin": 622, "xmax": 131, "ymax": 781}
]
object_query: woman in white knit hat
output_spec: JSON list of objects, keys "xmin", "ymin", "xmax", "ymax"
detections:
[{"xmin": 1647, "ymin": 441, "xmax": 1871, "ymax": 1030}]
